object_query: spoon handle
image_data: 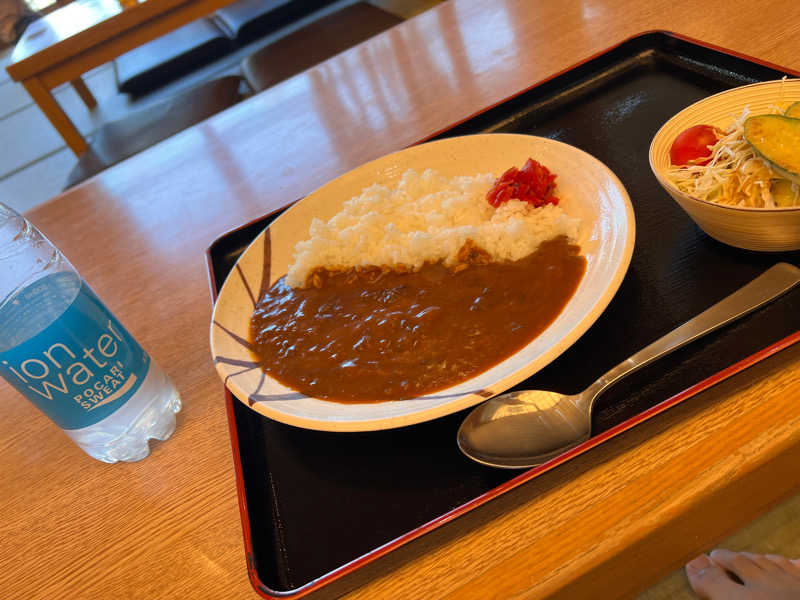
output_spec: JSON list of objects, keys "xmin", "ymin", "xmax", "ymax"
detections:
[{"xmin": 589, "ymin": 262, "xmax": 800, "ymax": 404}]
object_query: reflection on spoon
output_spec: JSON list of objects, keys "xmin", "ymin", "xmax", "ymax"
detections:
[{"xmin": 457, "ymin": 262, "xmax": 800, "ymax": 469}]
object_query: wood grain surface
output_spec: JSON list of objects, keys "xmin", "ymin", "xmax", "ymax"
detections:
[{"xmin": 2, "ymin": 1, "xmax": 800, "ymax": 598}]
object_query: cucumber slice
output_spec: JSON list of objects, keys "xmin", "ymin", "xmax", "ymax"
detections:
[
  {"xmin": 744, "ymin": 115, "xmax": 800, "ymax": 184},
  {"xmin": 771, "ymin": 179, "xmax": 799, "ymax": 207},
  {"xmin": 786, "ymin": 101, "xmax": 800, "ymax": 119}
]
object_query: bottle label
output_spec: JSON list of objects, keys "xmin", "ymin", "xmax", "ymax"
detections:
[{"xmin": 0, "ymin": 273, "xmax": 150, "ymax": 430}]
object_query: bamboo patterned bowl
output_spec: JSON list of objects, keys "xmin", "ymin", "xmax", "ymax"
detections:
[{"xmin": 649, "ymin": 79, "xmax": 800, "ymax": 252}]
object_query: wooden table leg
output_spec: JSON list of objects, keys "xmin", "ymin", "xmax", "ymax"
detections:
[
  {"xmin": 71, "ymin": 77, "xmax": 97, "ymax": 109},
  {"xmin": 23, "ymin": 77, "xmax": 88, "ymax": 156}
]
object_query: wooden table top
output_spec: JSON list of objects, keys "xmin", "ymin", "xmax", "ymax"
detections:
[
  {"xmin": 3, "ymin": 1, "xmax": 800, "ymax": 598},
  {"xmin": 9, "ymin": 0, "xmax": 163, "ymax": 78},
  {"xmin": 5, "ymin": 0, "xmax": 242, "ymax": 156},
  {"xmin": 6, "ymin": 0, "xmax": 238, "ymax": 82}
]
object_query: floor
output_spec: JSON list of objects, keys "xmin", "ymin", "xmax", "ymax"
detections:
[
  {"xmin": 637, "ymin": 490, "xmax": 800, "ymax": 598},
  {"xmin": 0, "ymin": 43, "xmax": 93, "ymax": 213},
  {"xmin": 0, "ymin": 0, "xmax": 440, "ymax": 214},
  {"xmin": 1, "ymin": 0, "xmax": 798, "ymax": 596}
]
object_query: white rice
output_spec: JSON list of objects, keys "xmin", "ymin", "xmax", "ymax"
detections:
[{"xmin": 286, "ymin": 168, "xmax": 580, "ymax": 288}]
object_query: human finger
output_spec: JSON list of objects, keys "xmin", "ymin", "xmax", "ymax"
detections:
[
  {"xmin": 764, "ymin": 554, "xmax": 800, "ymax": 575},
  {"xmin": 686, "ymin": 554, "xmax": 744, "ymax": 600},
  {"xmin": 708, "ymin": 548, "xmax": 764, "ymax": 580},
  {"xmin": 740, "ymin": 552, "xmax": 783, "ymax": 573}
]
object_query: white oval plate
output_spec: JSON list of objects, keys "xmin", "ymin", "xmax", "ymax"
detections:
[{"xmin": 210, "ymin": 134, "xmax": 635, "ymax": 431}]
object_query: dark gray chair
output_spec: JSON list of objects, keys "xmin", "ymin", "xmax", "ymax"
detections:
[
  {"xmin": 114, "ymin": 18, "xmax": 232, "ymax": 96},
  {"xmin": 212, "ymin": 0, "xmax": 336, "ymax": 45},
  {"xmin": 64, "ymin": 75, "xmax": 244, "ymax": 189}
]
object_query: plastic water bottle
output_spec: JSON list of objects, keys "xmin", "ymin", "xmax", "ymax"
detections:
[{"xmin": 0, "ymin": 203, "xmax": 181, "ymax": 463}]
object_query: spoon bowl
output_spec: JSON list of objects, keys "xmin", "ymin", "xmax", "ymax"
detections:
[
  {"xmin": 458, "ymin": 262, "xmax": 800, "ymax": 469},
  {"xmin": 458, "ymin": 391, "xmax": 591, "ymax": 468}
]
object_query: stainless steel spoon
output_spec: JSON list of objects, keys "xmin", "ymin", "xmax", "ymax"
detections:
[{"xmin": 457, "ymin": 262, "xmax": 800, "ymax": 469}]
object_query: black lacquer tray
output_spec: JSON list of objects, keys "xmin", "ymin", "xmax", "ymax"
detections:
[{"xmin": 206, "ymin": 31, "xmax": 800, "ymax": 599}]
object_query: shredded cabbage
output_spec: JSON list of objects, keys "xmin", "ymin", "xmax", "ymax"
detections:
[{"xmin": 666, "ymin": 107, "xmax": 800, "ymax": 208}]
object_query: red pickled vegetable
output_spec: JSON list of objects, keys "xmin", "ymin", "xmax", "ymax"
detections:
[
  {"xmin": 486, "ymin": 158, "xmax": 559, "ymax": 208},
  {"xmin": 669, "ymin": 124, "xmax": 720, "ymax": 166}
]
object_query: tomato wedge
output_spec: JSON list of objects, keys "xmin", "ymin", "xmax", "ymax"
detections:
[{"xmin": 669, "ymin": 124, "xmax": 720, "ymax": 166}]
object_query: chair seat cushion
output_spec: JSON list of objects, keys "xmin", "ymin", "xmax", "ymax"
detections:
[
  {"xmin": 213, "ymin": 0, "xmax": 335, "ymax": 44},
  {"xmin": 241, "ymin": 2, "xmax": 402, "ymax": 92},
  {"xmin": 65, "ymin": 76, "xmax": 243, "ymax": 189},
  {"xmin": 114, "ymin": 18, "xmax": 232, "ymax": 96}
]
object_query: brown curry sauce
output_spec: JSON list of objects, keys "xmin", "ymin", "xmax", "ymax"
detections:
[{"xmin": 250, "ymin": 236, "xmax": 586, "ymax": 403}]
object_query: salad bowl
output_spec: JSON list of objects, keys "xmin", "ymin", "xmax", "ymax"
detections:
[{"xmin": 649, "ymin": 79, "xmax": 800, "ymax": 252}]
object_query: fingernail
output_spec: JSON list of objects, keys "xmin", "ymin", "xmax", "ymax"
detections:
[{"xmin": 687, "ymin": 554, "xmax": 712, "ymax": 571}]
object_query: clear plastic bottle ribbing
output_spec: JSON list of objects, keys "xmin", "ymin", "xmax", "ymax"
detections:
[{"xmin": 0, "ymin": 203, "xmax": 181, "ymax": 462}]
